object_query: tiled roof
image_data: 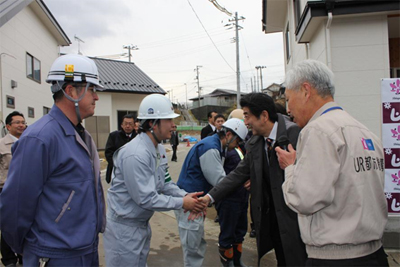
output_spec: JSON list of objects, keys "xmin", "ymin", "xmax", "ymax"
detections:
[
  {"xmin": 91, "ymin": 57, "xmax": 166, "ymax": 94},
  {"xmin": 189, "ymin": 88, "xmax": 247, "ymax": 100}
]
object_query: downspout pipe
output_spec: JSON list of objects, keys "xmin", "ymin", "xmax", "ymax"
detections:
[
  {"xmin": 326, "ymin": 12, "xmax": 333, "ymax": 70},
  {"xmin": 325, "ymin": 0, "xmax": 335, "ymax": 69}
]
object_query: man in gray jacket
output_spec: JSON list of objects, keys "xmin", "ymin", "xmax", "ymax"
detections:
[
  {"xmin": 276, "ymin": 59, "xmax": 388, "ymax": 266},
  {"xmin": 0, "ymin": 111, "xmax": 26, "ymax": 267}
]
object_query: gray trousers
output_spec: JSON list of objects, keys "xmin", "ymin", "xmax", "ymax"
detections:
[
  {"xmin": 175, "ymin": 209, "xmax": 207, "ymax": 267},
  {"xmin": 103, "ymin": 218, "xmax": 151, "ymax": 267}
]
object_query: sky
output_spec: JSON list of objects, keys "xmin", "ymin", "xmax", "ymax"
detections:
[{"xmin": 44, "ymin": 0, "xmax": 285, "ymax": 105}]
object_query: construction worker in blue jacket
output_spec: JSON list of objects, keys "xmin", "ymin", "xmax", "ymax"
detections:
[
  {"xmin": 175, "ymin": 118, "xmax": 248, "ymax": 267},
  {"xmin": 0, "ymin": 54, "xmax": 106, "ymax": 266}
]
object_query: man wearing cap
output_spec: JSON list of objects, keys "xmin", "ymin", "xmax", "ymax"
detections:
[
  {"xmin": 175, "ymin": 118, "xmax": 248, "ymax": 267},
  {"xmin": 0, "ymin": 54, "xmax": 106, "ymax": 266}
]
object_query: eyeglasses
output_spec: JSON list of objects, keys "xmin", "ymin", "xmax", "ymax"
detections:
[
  {"xmin": 122, "ymin": 122, "xmax": 134, "ymax": 126},
  {"xmin": 10, "ymin": 121, "xmax": 27, "ymax": 125}
]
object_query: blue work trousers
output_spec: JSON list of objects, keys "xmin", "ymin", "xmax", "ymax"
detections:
[{"xmin": 216, "ymin": 199, "xmax": 248, "ymax": 248}]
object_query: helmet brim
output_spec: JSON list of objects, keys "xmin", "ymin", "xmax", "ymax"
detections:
[{"xmin": 137, "ymin": 113, "xmax": 180, "ymax": 120}]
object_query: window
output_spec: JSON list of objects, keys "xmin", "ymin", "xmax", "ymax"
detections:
[
  {"xmin": 28, "ymin": 107, "xmax": 35, "ymax": 118},
  {"xmin": 43, "ymin": 106, "xmax": 51, "ymax": 115},
  {"xmin": 391, "ymin": 68, "xmax": 400, "ymax": 78},
  {"xmin": 285, "ymin": 23, "xmax": 291, "ymax": 63},
  {"xmin": 6, "ymin": 96, "xmax": 15, "ymax": 109},
  {"xmin": 26, "ymin": 53, "xmax": 41, "ymax": 83}
]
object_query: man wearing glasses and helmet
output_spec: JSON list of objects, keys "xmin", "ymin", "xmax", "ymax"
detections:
[{"xmin": 0, "ymin": 54, "xmax": 106, "ymax": 266}]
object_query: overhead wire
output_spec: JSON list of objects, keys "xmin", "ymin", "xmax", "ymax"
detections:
[
  {"xmin": 186, "ymin": 0, "xmax": 235, "ymax": 73},
  {"xmin": 136, "ymin": 39, "xmax": 232, "ymax": 65}
]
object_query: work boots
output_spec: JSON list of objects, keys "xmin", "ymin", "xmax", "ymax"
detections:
[
  {"xmin": 233, "ymin": 243, "xmax": 247, "ymax": 267},
  {"xmin": 218, "ymin": 246, "xmax": 234, "ymax": 267}
]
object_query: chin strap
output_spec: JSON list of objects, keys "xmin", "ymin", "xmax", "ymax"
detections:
[
  {"xmin": 55, "ymin": 81, "xmax": 90, "ymax": 123},
  {"xmin": 149, "ymin": 119, "xmax": 161, "ymax": 144},
  {"xmin": 222, "ymin": 127, "xmax": 238, "ymax": 150}
]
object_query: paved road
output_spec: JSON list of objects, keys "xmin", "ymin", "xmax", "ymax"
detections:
[{"xmin": 99, "ymin": 142, "xmax": 400, "ymax": 267}]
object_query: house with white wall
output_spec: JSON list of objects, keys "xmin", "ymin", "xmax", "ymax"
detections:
[
  {"xmin": 262, "ymin": 0, "xmax": 399, "ymax": 137},
  {"xmin": 0, "ymin": 0, "xmax": 70, "ymax": 126},
  {"xmin": 262, "ymin": 0, "xmax": 400, "ymax": 247}
]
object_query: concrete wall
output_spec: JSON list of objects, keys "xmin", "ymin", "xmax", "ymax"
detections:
[
  {"xmin": 0, "ymin": 5, "xmax": 60, "ymax": 124},
  {"xmin": 94, "ymin": 92, "xmax": 144, "ymax": 132},
  {"xmin": 285, "ymin": 13, "xmax": 389, "ymax": 138},
  {"xmin": 330, "ymin": 15, "xmax": 389, "ymax": 138}
]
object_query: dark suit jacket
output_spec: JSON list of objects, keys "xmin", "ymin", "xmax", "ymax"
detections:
[
  {"xmin": 105, "ymin": 130, "xmax": 135, "ymax": 183},
  {"xmin": 170, "ymin": 131, "xmax": 179, "ymax": 146},
  {"xmin": 208, "ymin": 114, "xmax": 307, "ymax": 266},
  {"xmin": 200, "ymin": 124, "xmax": 214, "ymax": 140}
]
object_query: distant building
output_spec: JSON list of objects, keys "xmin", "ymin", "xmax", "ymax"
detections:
[
  {"xmin": 189, "ymin": 89, "xmax": 247, "ymax": 123},
  {"xmin": 262, "ymin": 83, "xmax": 285, "ymax": 100}
]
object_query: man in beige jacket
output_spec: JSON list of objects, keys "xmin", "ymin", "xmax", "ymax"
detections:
[
  {"xmin": 276, "ymin": 60, "xmax": 388, "ymax": 266},
  {"xmin": 0, "ymin": 111, "xmax": 26, "ymax": 267}
]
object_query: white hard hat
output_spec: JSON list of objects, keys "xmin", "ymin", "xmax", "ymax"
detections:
[
  {"xmin": 137, "ymin": 94, "xmax": 180, "ymax": 120},
  {"xmin": 222, "ymin": 118, "xmax": 248, "ymax": 141},
  {"xmin": 46, "ymin": 54, "xmax": 103, "ymax": 93},
  {"xmin": 228, "ymin": 109, "xmax": 244, "ymax": 120}
]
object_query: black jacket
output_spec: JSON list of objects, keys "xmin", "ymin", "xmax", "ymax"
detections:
[
  {"xmin": 170, "ymin": 131, "xmax": 179, "ymax": 146},
  {"xmin": 200, "ymin": 124, "xmax": 214, "ymax": 140},
  {"xmin": 208, "ymin": 114, "xmax": 307, "ymax": 266},
  {"xmin": 105, "ymin": 130, "xmax": 135, "ymax": 183}
]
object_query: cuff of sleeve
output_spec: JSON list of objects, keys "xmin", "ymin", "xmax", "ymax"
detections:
[{"xmin": 207, "ymin": 193, "xmax": 215, "ymax": 204}]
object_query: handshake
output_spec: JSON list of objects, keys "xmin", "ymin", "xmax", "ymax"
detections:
[{"xmin": 182, "ymin": 192, "xmax": 212, "ymax": 221}]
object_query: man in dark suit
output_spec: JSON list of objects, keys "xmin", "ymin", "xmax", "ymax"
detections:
[
  {"xmin": 170, "ymin": 125, "xmax": 179, "ymax": 162},
  {"xmin": 200, "ymin": 111, "xmax": 217, "ymax": 139},
  {"xmin": 200, "ymin": 93, "xmax": 307, "ymax": 266},
  {"xmin": 105, "ymin": 114, "xmax": 136, "ymax": 183}
]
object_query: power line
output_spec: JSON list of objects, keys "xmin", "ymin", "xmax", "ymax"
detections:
[
  {"xmin": 136, "ymin": 39, "xmax": 231, "ymax": 65},
  {"xmin": 186, "ymin": 0, "xmax": 235, "ymax": 72}
]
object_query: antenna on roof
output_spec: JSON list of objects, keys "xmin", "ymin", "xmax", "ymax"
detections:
[{"xmin": 74, "ymin": 35, "xmax": 85, "ymax": 55}]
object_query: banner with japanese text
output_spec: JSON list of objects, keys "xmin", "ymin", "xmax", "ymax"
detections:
[{"xmin": 382, "ymin": 78, "xmax": 400, "ymax": 214}]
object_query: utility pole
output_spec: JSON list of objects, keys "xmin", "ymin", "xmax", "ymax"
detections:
[
  {"xmin": 226, "ymin": 13, "xmax": 245, "ymax": 107},
  {"xmin": 255, "ymin": 69, "xmax": 259, "ymax": 92},
  {"xmin": 195, "ymin": 65, "xmax": 202, "ymax": 108},
  {"xmin": 122, "ymin": 44, "xmax": 138, "ymax": 62},
  {"xmin": 74, "ymin": 35, "xmax": 85, "ymax": 55},
  {"xmin": 184, "ymin": 83, "xmax": 188, "ymax": 109},
  {"xmin": 255, "ymin": 66, "xmax": 267, "ymax": 91}
]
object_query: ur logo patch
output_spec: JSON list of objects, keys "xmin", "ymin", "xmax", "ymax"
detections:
[
  {"xmin": 361, "ymin": 138, "xmax": 375, "ymax": 151},
  {"xmin": 148, "ymin": 108, "xmax": 154, "ymax": 115}
]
